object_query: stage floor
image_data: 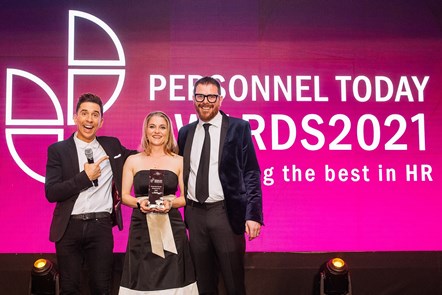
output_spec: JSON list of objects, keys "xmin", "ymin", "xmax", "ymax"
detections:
[{"xmin": 2, "ymin": 252, "xmax": 441, "ymax": 294}]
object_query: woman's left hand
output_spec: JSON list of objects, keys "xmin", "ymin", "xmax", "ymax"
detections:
[{"xmin": 154, "ymin": 199, "xmax": 173, "ymax": 214}]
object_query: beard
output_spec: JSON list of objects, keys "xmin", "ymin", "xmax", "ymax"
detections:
[{"xmin": 194, "ymin": 102, "xmax": 219, "ymax": 122}]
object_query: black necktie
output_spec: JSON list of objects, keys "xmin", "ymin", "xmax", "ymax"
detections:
[{"xmin": 195, "ymin": 123, "xmax": 211, "ymax": 203}]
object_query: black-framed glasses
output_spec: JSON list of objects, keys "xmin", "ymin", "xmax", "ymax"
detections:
[{"xmin": 194, "ymin": 93, "xmax": 219, "ymax": 103}]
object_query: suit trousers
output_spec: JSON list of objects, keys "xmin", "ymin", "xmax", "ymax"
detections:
[
  {"xmin": 55, "ymin": 215, "xmax": 114, "ymax": 295},
  {"xmin": 185, "ymin": 200, "xmax": 246, "ymax": 295}
]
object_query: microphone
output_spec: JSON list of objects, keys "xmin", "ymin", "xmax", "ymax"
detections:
[{"xmin": 85, "ymin": 148, "xmax": 98, "ymax": 187}]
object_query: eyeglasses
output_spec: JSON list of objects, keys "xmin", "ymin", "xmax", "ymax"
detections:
[{"xmin": 194, "ymin": 93, "xmax": 219, "ymax": 103}]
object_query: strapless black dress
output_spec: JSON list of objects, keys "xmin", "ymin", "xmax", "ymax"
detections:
[{"xmin": 119, "ymin": 170, "xmax": 197, "ymax": 294}]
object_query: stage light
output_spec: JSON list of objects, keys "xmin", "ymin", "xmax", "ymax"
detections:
[
  {"xmin": 319, "ymin": 257, "xmax": 352, "ymax": 295},
  {"xmin": 30, "ymin": 258, "xmax": 59, "ymax": 295}
]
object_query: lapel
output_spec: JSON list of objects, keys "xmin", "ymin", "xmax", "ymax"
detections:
[
  {"xmin": 96, "ymin": 137, "xmax": 116, "ymax": 173},
  {"xmin": 67, "ymin": 133, "xmax": 80, "ymax": 174},
  {"xmin": 183, "ymin": 123, "xmax": 197, "ymax": 184},
  {"xmin": 96, "ymin": 137, "xmax": 108, "ymax": 160},
  {"xmin": 219, "ymin": 111, "xmax": 229, "ymax": 164}
]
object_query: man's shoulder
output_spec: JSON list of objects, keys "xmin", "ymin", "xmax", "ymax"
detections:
[
  {"xmin": 96, "ymin": 135, "xmax": 121, "ymax": 144},
  {"xmin": 225, "ymin": 114, "xmax": 249, "ymax": 127},
  {"xmin": 48, "ymin": 136, "xmax": 72, "ymax": 150},
  {"xmin": 179, "ymin": 121, "xmax": 197, "ymax": 133},
  {"xmin": 227, "ymin": 115, "xmax": 244, "ymax": 123},
  {"xmin": 218, "ymin": 110, "xmax": 245, "ymax": 124}
]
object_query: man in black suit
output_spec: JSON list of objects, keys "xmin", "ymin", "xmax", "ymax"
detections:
[
  {"xmin": 45, "ymin": 93, "xmax": 134, "ymax": 294},
  {"xmin": 178, "ymin": 77, "xmax": 263, "ymax": 295}
]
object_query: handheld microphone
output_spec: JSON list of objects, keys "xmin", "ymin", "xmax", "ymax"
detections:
[{"xmin": 85, "ymin": 148, "xmax": 98, "ymax": 186}]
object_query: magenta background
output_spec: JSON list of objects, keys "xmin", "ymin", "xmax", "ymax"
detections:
[{"xmin": 0, "ymin": 1, "xmax": 441, "ymax": 253}]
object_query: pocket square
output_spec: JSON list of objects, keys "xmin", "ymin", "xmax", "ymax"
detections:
[{"xmin": 114, "ymin": 154, "xmax": 122, "ymax": 159}]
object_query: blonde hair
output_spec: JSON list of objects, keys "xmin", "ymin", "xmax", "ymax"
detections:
[{"xmin": 139, "ymin": 111, "xmax": 178, "ymax": 155}]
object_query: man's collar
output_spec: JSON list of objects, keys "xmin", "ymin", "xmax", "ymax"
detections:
[
  {"xmin": 73, "ymin": 132, "xmax": 99, "ymax": 150},
  {"xmin": 198, "ymin": 112, "xmax": 222, "ymax": 128}
]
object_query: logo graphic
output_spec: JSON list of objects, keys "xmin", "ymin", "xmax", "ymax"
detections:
[{"xmin": 5, "ymin": 10, "xmax": 126, "ymax": 183}]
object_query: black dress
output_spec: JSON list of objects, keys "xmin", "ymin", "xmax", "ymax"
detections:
[{"xmin": 119, "ymin": 170, "xmax": 198, "ymax": 294}]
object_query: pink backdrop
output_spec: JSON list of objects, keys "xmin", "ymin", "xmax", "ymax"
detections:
[{"xmin": 1, "ymin": 1, "xmax": 441, "ymax": 253}]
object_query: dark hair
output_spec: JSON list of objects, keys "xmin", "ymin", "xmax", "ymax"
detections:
[
  {"xmin": 193, "ymin": 76, "xmax": 221, "ymax": 95},
  {"xmin": 76, "ymin": 93, "xmax": 103, "ymax": 117}
]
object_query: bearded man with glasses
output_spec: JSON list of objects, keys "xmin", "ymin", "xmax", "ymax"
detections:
[{"xmin": 178, "ymin": 76, "xmax": 264, "ymax": 295}]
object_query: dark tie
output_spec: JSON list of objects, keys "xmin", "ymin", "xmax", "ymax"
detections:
[{"xmin": 195, "ymin": 123, "xmax": 211, "ymax": 203}]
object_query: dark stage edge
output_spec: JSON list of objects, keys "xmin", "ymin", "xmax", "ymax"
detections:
[{"xmin": 2, "ymin": 252, "xmax": 441, "ymax": 295}]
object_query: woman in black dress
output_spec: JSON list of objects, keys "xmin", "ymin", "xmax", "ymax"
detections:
[{"xmin": 119, "ymin": 111, "xmax": 198, "ymax": 294}]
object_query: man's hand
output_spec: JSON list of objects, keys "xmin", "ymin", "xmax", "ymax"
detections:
[
  {"xmin": 245, "ymin": 220, "xmax": 262, "ymax": 241},
  {"xmin": 84, "ymin": 156, "xmax": 109, "ymax": 182}
]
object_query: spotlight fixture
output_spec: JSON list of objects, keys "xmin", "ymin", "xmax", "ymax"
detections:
[
  {"xmin": 319, "ymin": 257, "xmax": 352, "ymax": 295},
  {"xmin": 30, "ymin": 258, "xmax": 59, "ymax": 295}
]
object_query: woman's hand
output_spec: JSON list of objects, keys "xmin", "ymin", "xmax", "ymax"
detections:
[
  {"xmin": 154, "ymin": 199, "xmax": 173, "ymax": 214},
  {"xmin": 137, "ymin": 198, "xmax": 156, "ymax": 213}
]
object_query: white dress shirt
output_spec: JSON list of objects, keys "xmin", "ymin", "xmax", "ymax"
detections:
[
  {"xmin": 188, "ymin": 112, "xmax": 225, "ymax": 203},
  {"xmin": 72, "ymin": 133, "xmax": 113, "ymax": 214}
]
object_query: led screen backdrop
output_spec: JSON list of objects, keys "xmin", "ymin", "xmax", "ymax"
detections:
[{"xmin": 1, "ymin": 0, "xmax": 441, "ymax": 253}]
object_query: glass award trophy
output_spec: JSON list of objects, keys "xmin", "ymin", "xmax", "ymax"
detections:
[{"xmin": 148, "ymin": 169, "xmax": 165, "ymax": 208}]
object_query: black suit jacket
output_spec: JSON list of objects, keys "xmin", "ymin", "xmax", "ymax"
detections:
[
  {"xmin": 178, "ymin": 111, "xmax": 263, "ymax": 234},
  {"xmin": 45, "ymin": 133, "xmax": 134, "ymax": 242}
]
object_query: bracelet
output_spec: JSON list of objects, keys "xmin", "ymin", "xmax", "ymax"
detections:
[{"xmin": 137, "ymin": 201, "xmax": 141, "ymax": 210}]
